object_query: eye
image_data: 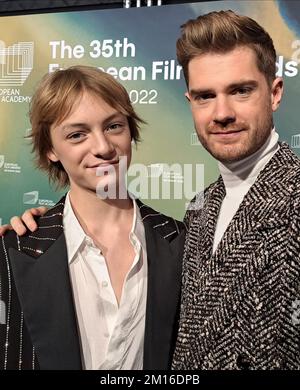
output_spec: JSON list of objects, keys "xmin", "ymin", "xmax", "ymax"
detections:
[
  {"xmin": 191, "ymin": 93, "xmax": 215, "ymax": 105},
  {"xmin": 67, "ymin": 132, "xmax": 86, "ymax": 143},
  {"xmin": 233, "ymin": 87, "xmax": 253, "ymax": 96},
  {"xmin": 106, "ymin": 123, "xmax": 124, "ymax": 133}
]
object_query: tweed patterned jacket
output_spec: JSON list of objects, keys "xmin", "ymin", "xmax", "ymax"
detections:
[
  {"xmin": 172, "ymin": 143, "xmax": 300, "ymax": 370},
  {"xmin": 0, "ymin": 197, "xmax": 185, "ymax": 370}
]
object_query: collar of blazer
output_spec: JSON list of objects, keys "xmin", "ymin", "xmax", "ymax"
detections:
[
  {"xmin": 199, "ymin": 141, "xmax": 300, "ymax": 260},
  {"xmin": 14, "ymin": 196, "xmax": 185, "ymax": 258}
]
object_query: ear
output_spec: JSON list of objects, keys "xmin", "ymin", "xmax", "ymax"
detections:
[
  {"xmin": 271, "ymin": 77, "xmax": 283, "ymax": 112},
  {"xmin": 185, "ymin": 92, "xmax": 191, "ymax": 102},
  {"xmin": 47, "ymin": 149, "xmax": 59, "ymax": 163}
]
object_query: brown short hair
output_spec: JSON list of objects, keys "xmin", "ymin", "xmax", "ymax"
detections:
[
  {"xmin": 29, "ymin": 65, "xmax": 145, "ymax": 188},
  {"xmin": 176, "ymin": 10, "xmax": 276, "ymax": 86}
]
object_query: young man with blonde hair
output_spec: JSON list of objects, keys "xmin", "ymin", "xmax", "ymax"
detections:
[
  {"xmin": 172, "ymin": 10, "xmax": 300, "ymax": 369},
  {"xmin": 0, "ymin": 66, "xmax": 185, "ymax": 370}
]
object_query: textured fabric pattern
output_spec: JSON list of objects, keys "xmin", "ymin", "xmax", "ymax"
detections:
[{"xmin": 173, "ymin": 143, "xmax": 300, "ymax": 370}]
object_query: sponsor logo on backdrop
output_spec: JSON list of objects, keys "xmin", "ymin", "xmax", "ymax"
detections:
[
  {"xmin": 23, "ymin": 191, "xmax": 39, "ymax": 205},
  {"xmin": 0, "ymin": 40, "xmax": 33, "ymax": 103},
  {"xmin": 0, "ymin": 41, "xmax": 34, "ymax": 86},
  {"xmin": 191, "ymin": 133, "xmax": 200, "ymax": 146},
  {"xmin": 291, "ymin": 133, "xmax": 300, "ymax": 149},
  {"xmin": 23, "ymin": 191, "xmax": 55, "ymax": 207},
  {"xmin": 0, "ymin": 154, "xmax": 21, "ymax": 173}
]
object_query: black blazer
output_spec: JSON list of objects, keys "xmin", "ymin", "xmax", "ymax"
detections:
[{"xmin": 0, "ymin": 197, "xmax": 185, "ymax": 370}]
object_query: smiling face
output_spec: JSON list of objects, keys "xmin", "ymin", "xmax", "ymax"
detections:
[
  {"xmin": 186, "ymin": 46, "xmax": 283, "ymax": 163},
  {"xmin": 47, "ymin": 92, "xmax": 132, "ymax": 197}
]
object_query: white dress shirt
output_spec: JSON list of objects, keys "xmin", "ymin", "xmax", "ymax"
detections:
[
  {"xmin": 213, "ymin": 128, "xmax": 279, "ymax": 253},
  {"xmin": 63, "ymin": 193, "xmax": 148, "ymax": 370}
]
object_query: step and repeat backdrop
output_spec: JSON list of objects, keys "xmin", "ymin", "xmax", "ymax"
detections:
[{"xmin": 0, "ymin": 0, "xmax": 300, "ymax": 223}]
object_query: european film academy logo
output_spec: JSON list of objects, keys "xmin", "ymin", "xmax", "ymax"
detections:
[
  {"xmin": 0, "ymin": 41, "xmax": 34, "ymax": 86},
  {"xmin": 291, "ymin": 134, "xmax": 300, "ymax": 149}
]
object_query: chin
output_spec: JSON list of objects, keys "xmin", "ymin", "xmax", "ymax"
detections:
[{"xmin": 211, "ymin": 146, "xmax": 251, "ymax": 163}]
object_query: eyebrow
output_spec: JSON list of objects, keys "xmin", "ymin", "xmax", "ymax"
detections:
[
  {"xmin": 189, "ymin": 80, "xmax": 258, "ymax": 97},
  {"xmin": 102, "ymin": 113, "xmax": 127, "ymax": 127},
  {"xmin": 61, "ymin": 123, "xmax": 87, "ymax": 133},
  {"xmin": 60, "ymin": 113, "xmax": 126, "ymax": 133}
]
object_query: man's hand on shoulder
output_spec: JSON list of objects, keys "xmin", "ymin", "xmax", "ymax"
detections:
[{"xmin": 0, "ymin": 206, "xmax": 48, "ymax": 236}]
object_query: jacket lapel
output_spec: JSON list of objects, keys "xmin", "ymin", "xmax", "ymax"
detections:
[
  {"xmin": 9, "ymin": 197, "xmax": 82, "ymax": 370},
  {"xmin": 138, "ymin": 201, "xmax": 185, "ymax": 369},
  {"xmin": 188, "ymin": 144, "xmax": 295, "ymax": 358}
]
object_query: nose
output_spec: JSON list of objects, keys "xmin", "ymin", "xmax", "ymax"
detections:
[
  {"xmin": 213, "ymin": 95, "xmax": 236, "ymax": 127},
  {"xmin": 90, "ymin": 131, "xmax": 116, "ymax": 160}
]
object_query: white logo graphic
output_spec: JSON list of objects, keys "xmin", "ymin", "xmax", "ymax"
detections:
[
  {"xmin": 23, "ymin": 191, "xmax": 55, "ymax": 207},
  {"xmin": 0, "ymin": 156, "xmax": 21, "ymax": 174},
  {"xmin": 0, "ymin": 41, "xmax": 34, "ymax": 86},
  {"xmin": 291, "ymin": 134, "xmax": 300, "ymax": 149},
  {"xmin": 23, "ymin": 191, "xmax": 39, "ymax": 205},
  {"xmin": 191, "ymin": 132, "xmax": 200, "ymax": 146},
  {"xmin": 292, "ymin": 299, "xmax": 300, "ymax": 325}
]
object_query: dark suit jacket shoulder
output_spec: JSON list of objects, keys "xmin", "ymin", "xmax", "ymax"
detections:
[{"xmin": 0, "ymin": 198, "xmax": 185, "ymax": 370}]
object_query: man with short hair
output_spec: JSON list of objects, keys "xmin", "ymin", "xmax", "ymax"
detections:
[{"xmin": 172, "ymin": 10, "xmax": 300, "ymax": 370}]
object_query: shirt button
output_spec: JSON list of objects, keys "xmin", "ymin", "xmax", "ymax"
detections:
[
  {"xmin": 104, "ymin": 333, "xmax": 109, "ymax": 338},
  {"xmin": 102, "ymin": 281, "xmax": 108, "ymax": 288}
]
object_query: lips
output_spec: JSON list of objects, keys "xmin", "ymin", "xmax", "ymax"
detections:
[
  {"xmin": 211, "ymin": 129, "xmax": 245, "ymax": 135},
  {"xmin": 87, "ymin": 160, "xmax": 119, "ymax": 169}
]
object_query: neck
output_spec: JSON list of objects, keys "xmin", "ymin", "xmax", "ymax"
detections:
[
  {"xmin": 68, "ymin": 187, "xmax": 133, "ymax": 235},
  {"xmin": 218, "ymin": 128, "xmax": 279, "ymax": 192}
]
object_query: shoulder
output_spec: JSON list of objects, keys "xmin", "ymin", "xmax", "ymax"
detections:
[
  {"xmin": 183, "ymin": 176, "xmax": 222, "ymax": 228},
  {"xmin": 274, "ymin": 144, "xmax": 300, "ymax": 201},
  {"xmin": 0, "ymin": 229, "xmax": 19, "ymax": 252},
  {"xmin": 136, "ymin": 199, "xmax": 185, "ymax": 242},
  {"xmin": 274, "ymin": 143, "xmax": 300, "ymax": 180},
  {"xmin": 1, "ymin": 198, "xmax": 65, "ymax": 260}
]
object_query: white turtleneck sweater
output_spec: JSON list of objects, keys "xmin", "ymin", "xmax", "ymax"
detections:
[{"xmin": 213, "ymin": 128, "xmax": 279, "ymax": 253}]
